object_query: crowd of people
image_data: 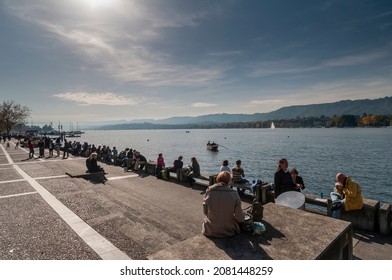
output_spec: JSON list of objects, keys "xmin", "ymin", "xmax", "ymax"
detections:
[
  {"xmin": 19, "ymin": 136, "xmax": 151, "ymax": 174},
  {"xmin": 202, "ymin": 158, "xmax": 363, "ymax": 238},
  {"xmin": 7, "ymin": 136, "xmax": 364, "ymax": 238}
]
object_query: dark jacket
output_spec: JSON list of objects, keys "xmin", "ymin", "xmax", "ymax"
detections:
[
  {"xmin": 89, "ymin": 158, "xmax": 102, "ymax": 172},
  {"xmin": 274, "ymin": 168, "xmax": 295, "ymax": 198},
  {"xmin": 294, "ymin": 175, "xmax": 305, "ymax": 191}
]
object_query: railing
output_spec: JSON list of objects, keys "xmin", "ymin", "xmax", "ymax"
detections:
[{"xmin": 143, "ymin": 162, "xmax": 391, "ymax": 235}]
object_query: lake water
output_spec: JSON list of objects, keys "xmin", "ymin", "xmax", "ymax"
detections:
[{"xmin": 75, "ymin": 128, "xmax": 392, "ymax": 204}]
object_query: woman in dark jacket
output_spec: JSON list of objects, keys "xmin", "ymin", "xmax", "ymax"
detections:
[
  {"xmin": 187, "ymin": 157, "xmax": 200, "ymax": 186},
  {"xmin": 274, "ymin": 158, "xmax": 295, "ymax": 198},
  {"xmin": 88, "ymin": 152, "xmax": 104, "ymax": 173},
  {"xmin": 291, "ymin": 168, "xmax": 305, "ymax": 192}
]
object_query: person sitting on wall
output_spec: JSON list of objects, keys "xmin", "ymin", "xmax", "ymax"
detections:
[
  {"xmin": 330, "ymin": 173, "xmax": 363, "ymax": 218},
  {"xmin": 168, "ymin": 156, "xmax": 184, "ymax": 173},
  {"xmin": 291, "ymin": 168, "xmax": 305, "ymax": 192},
  {"xmin": 232, "ymin": 159, "xmax": 249, "ymax": 196},
  {"xmin": 134, "ymin": 151, "xmax": 147, "ymax": 172},
  {"xmin": 187, "ymin": 157, "xmax": 201, "ymax": 186},
  {"xmin": 220, "ymin": 160, "xmax": 231, "ymax": 172},
  {"xmin": 202, "ymin": 171, "xmax": 245, "ymax": 237}
]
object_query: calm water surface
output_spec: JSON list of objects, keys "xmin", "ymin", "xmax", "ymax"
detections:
[{"xmin": 76, "ymin": 128, "xmax": 392, "ymax": 203}]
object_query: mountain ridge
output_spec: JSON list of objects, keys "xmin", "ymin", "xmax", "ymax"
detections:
[{"xmin": 92, "ymin": 96, "xmax": 392, "ymax": 129}]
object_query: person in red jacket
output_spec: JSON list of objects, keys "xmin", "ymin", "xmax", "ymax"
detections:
[{"xmin": 27, "ymin": 139, "xmax": 34, "ymax": 159}]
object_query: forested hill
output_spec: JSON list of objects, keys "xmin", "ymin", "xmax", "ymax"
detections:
[
  {"xmin": 267, "ymin": 96, "xmax": 392, "ymax": 120},
  {"xmin": 94, "ymin": 96, "xmax": 392, "ymax": 129},
  {"xmin": 150, "ymin": 96, "xmax": 392, "ymax": 124}
]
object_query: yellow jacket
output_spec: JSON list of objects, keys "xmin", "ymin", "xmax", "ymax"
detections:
[{"xmin": 338, "ymin": 177, "xmax": 363, "ymax": 211}]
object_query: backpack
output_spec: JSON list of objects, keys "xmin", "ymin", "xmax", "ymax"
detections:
[
  {"xmin": 240, "ymin": 213, "xmax": 254, "ymax": 233},
  {"xmin": 161, "ymin": 169, "xmax": 169, "ymax": 180},
  {"xmin": 245, "ymin": 201, "xmax": 264, "ymax": 222}
]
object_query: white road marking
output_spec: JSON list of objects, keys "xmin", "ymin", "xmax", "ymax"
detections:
[
  {"xmin": 0, "ymin": 191, "xmax": 38, "ymax": 199},
  {"xmin": 34, "ymin": 175, "xmax": 69, "ymax": 180},
  {"xmin": 0, "ymin": 178, "xmax": 27, "ymax": 184},
  {"xmin": 107, "ymin": 174, "xmax": 139, "ymax": 180},
  {"xmin": 0, "ymin": 143, "xmax": 131, "ymax": 260}
]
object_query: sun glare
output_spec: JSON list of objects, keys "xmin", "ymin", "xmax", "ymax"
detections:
[{"xmin": 84, "ymin": 0, "xmax": 116, "ymax": 9}]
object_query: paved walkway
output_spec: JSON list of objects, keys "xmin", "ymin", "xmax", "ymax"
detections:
[{"xmin": 0, "ymin": 140, "xmax": 391, "ymax": 260}]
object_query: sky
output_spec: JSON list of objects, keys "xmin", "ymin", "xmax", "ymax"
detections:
[{"xmin": 1, "ymin": 0, "xmax": 391, "ymax": 126}]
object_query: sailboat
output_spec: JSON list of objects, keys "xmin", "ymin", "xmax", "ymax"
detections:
[
  {"xmin": 271, "ymin": 122, "xmax": 276, "ymax": 129},
  {"xmin": 66, "ymin": 122, "xmax": 84, "ymax": 137}
]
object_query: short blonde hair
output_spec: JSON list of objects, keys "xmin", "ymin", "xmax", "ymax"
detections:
[{"xmin": 216, "ymin": 171, "xmax": 232, "ymax": 185}]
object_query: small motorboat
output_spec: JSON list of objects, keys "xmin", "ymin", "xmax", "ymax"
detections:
[{"xmin": 207, "ymin": 142, "xmax": 219, "ymax": 151}]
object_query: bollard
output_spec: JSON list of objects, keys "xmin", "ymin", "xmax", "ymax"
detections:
[{"xmin": 379, "ymin": 203, "xmax": 391, "ymax": 235}]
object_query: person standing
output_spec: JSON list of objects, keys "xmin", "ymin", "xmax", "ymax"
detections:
[
  {"xmin": 156, "ymin": 153, "xmax": 165, "ymax": 178},
  {"xmin": 274, "ymin": 158, "xmax": 295, "ymax": 198},
  {"xmin": 330, "ymin": 173, "xmax": 363, "ymax": 218},
  {"xmin": 38, "ymin": 138, "xmax": 45, "ymax": 158},
  {"xmin": 202, "ymin": 171, "xmax": 245, "ymax": 237},
  {"xmin": 27, "ymin": 139, "xmax": 34, "ymax": 159},
  {"xmin": 63, "ymin": 139, "xmax": 69, "ymax": 159},
  {"xmin": 48, "ymin": 139, "xmax": 54, "ymax": 158}
]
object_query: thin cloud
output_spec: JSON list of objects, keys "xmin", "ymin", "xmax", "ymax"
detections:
[
  {"xmin": 207, "ymin": 50, "xmax": 242, "ymax": 56},
  {"xmin": 192, "ymin": 103, "xmax": 218, "ymax": 108},
  {"xmin": 323, "ymin": 51, "xmax": 389, "ymax": 67},
  {"xmin": 249, "ymin": 99, "xmax": 286, "ymax": 105},
  {"xmin": 248, "ymin": 49, "xmax": 391, "ymax": 78},
  {"xmin": 283, "ymin": 77, "xmax": 392, "ymax": 105},
  {"xmin": 54, "ymin": 92, "xmax": 139, "ymax": 106},
  {"xmin": 5, "ymin": 1, "xmax": 225, "ymax": 87}
]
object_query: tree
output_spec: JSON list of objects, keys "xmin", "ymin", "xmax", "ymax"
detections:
[{"xmin": 0, "ymin": 100, "xmax": 31, "ymax": 134}]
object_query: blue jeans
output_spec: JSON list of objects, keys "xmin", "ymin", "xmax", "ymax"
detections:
[
  {"xmin": 234, "ymin": 178, "xmax": 249, "ymax": 184},
  {"xmin": 234, "ymin": 178, "xmax": 249, "ymax": 195},
  {"xmin": 330, "ymin": 192, "xmax": 345, "ymax": 218}
]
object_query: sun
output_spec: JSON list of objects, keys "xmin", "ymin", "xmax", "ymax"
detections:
[{"xmin": 84, "ymin": 0, "xmax": 116, "ymax": 9}]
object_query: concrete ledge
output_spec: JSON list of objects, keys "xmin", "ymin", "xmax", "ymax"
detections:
[
  {"xmin": 341, "ymin": 198, "xmax": 380, "ymax": 232},
  {"xmin": 148, "ymin": 203, "xmax": 353, "ymax": 260},
  {"xmin": 144, "ymin": 161, "xmax": 156, "ymax": 175},
  {"xmin": 379, "ymin": 203, "xmax": 391, "ymax": 235}
]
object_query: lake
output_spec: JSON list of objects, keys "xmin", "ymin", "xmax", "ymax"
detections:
[{"xmin": 74, "ymin": 127, "xmax": 392, "ymax": 204}]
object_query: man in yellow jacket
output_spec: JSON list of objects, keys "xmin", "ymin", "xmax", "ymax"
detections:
[{"xmin": 330, "ymin": 173, "xmax": 363, "ymax": 218}]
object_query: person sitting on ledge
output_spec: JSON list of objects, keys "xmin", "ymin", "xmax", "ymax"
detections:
[
  {"xmin": 202, "ymin": 171, "xmax": 245, "ymax": 237},
  {"xmin": 232, "ymin": 159, "xmax": 249, "ymax": 196},
  {"xmin": 168, "ymin": 155, "xmax": 183, "ymax": 173},
  {"xmin": 187, "ymin": 157, "xmax": 200, "ymax": 186},
  {"xmin": 330, "ymin": 173, "xmax": 363, "ymax": 218},
  {"xmin": 291, "ymin": 168, "xmax": 305, "ymax": 192},
  {"xmin": 134, "ymin": 151, "xmax": 147, "ymax": 172}
]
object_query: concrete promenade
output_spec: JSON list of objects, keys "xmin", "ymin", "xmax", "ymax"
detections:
[{"xmin": 0, "ymin": 141, "xmax": 391, "ymax": 260}]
